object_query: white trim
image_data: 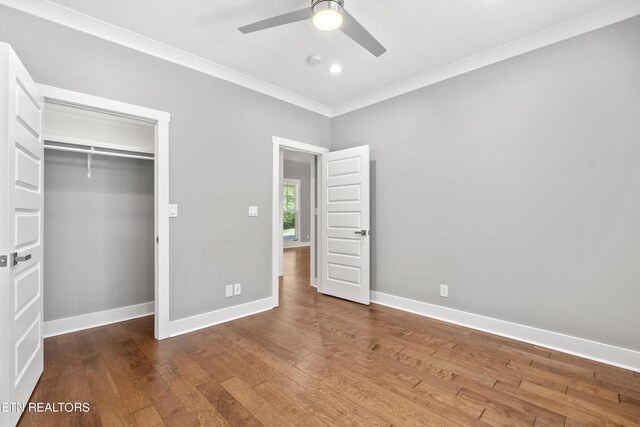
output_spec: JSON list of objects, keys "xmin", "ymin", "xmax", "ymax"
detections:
[
  {"xmin": 273, "ymin": 137, "xmax": 330, "ymax": 154},
  {"xmin": 283, "ymin": 241, "xmax": 311, "ymax": 248},
  {"xmin": 272, "ymin": 136, "xmax": 329, "ymax": 307},
  {"xmin": 38, "ymin": 84, "xmax": 170, "ymax": 123},
  {"xmin": 371, "ymin": 291, "xmax": 640, "ymax": 373},
  {"xmin": 39, "ymin": 84, "xmax": 172, "ymax": 340},
  {"xmin": 155, "ymin": 116, "xmax": 171, "ymax": 340},
  {"xmin": 43, "ymin": 302, "xmax": 154, "ymax": 338},
  {"xmin": 1, "ymin": 0, "xmax": 332, "ymax": 117},
  {"xmin": 331, "ymin": 0, "xmax": 640, "ymax": 117},
  {"xmin": 310, "ymin": 157, "xmax": 317, "ymax": 287},
  {"xmin": 169, "ymin": 298, "xmax": 273, "ymax": 337}
]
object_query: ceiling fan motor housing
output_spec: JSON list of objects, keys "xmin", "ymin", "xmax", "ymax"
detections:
[{"xmin": 312, "ymin": 0, "xmax": 345, "ymax": 14}]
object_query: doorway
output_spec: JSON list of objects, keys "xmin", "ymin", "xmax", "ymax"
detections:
[
  {"xmin": 38, "ymin": 85, "xmax": 171, "ymax": 340},
  {"xmin": 271, "ymin": 136, "xmax": 372, "ymax": 308},
  {"xmin": 281, "ymin": 150, "xmax": 315, "ymax": 298},
  {"xmin": 271, "ymin": 137, "xmax": 328, "ymax": 307}
]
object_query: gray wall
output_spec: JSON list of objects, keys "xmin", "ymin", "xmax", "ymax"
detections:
[
  {"xmin": 283, "ymin": 160, "xmax": 311, "ymax": 243},
  {"xmin": 0, "ymin": 6, "xmax": 330, "ymax": 321},
  {"xmin": 332, "ymin": 16, "xmax": 640, "ymax": 351},
  {"xmin": 44, "ymin": 151, "xmax": 154, "ymax": 321}
]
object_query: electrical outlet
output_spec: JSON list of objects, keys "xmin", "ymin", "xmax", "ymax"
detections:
[
  {"xmin": 225, "ymin": 285, "xmax": 233, "ymax": 298},
  {"xmin": 248, "ymin": 206, "xmax": 258, "ymax": 217},
  {"xmin": 233, "ymin": 283, "xmax": 242, "ymax": 296},
  {"xmin": 440, "ymin": 284, "xmax": 449, "ymax": 298}
]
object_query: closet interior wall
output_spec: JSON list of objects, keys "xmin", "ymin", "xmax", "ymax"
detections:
[{"xmin": 42, "ymin": 101, "xmax": 155, "ymax": 325}]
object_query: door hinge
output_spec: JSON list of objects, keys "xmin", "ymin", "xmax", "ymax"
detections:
[
  {"xmin": 156, "ymin": 236, "xmax": 159, "ymax": 244},
  {"xmin": 0, "ymin": 255, "xmax": 7, "ymax": 268}
]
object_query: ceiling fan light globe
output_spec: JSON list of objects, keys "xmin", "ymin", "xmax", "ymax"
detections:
[{"xmin": 312, "ymin": 1, "xmax": 344, "ymax": 31}]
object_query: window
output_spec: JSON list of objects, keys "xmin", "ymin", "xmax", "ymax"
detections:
[{"xmin": 283, "ymin": 179, "xmax": 300, "ymax": 242}]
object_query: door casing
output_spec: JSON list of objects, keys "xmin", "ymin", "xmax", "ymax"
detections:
[{"xmin": 37, "ymin": 84, "xmax": 172, "ymax": 340}]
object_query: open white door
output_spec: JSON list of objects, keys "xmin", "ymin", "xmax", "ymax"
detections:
[
  {"xmin": 320, "ymin": 145, "xmax": 370, "ymax": 305},
  {"xmin": 0, "ymin": 44, "xmax": 44, "ymax": 427}
]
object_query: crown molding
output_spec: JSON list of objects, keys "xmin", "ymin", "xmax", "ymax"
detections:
[
  {"xmin": 0, "ymin": 0, "xmax": 333, "ymax": 117},
  {"xmin": 332, "ymin": 0, "xmax": 640, "ymax": 117},
  {"xmin": 2, "ymin": 1, "xmax": 639, "ymax": 119}
]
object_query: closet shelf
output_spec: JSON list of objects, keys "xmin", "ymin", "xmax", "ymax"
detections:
[{"xmin": 44, "ymin": 141, "xmax": 154, "ymax": 161}]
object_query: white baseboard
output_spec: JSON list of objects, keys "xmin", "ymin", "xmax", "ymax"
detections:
[
  {"xmin": 169, "ymin": 297, "xmax": 274, "ymax": 337},
  {"xmin": 371, "ymin": 291, "xmax": 640, "ymax": 372},
  {"xmin": 284, "ymin": 241, "xmax": 311, "ymax": 248},
  {"xmin": 44, "ymin": 301, "xmax": 154, "ymax": 338}
]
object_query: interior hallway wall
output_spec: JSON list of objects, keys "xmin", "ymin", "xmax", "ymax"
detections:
[
  {"xmin": 44, "ymin": 152, "xmax": 154, "ymax": 321},
  {"xmin": 331, "ymin": 16, "xmax": 640, "ymax": 351}
]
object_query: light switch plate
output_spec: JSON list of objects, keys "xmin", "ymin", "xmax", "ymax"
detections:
[
  {"xmin": 440, "ymin": 284, "xmax": 449, "ymax": 298},
  {"xmin": 169, "ymin": 204, "xmax": 178, "ymax": 218},
  {"xmin": 248, "ymin": 206, "xmax": 258, "ymax": 217}
]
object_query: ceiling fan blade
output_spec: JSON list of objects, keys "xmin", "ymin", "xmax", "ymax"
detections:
[
  {"xmin": 239, "ymin": 8, "xmax": 312, "ymax": 34},
  {"xmin": 340, "ymin": 10, "xmax": 387, "ymax": 57}
]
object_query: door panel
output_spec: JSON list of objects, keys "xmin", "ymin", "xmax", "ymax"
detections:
[
  {"xmin": 15, "ymin": 84, "xmax": 41, "ymax": 137},
  {"xmin": 320, "ymin": 145, "xmax": 370, "ymax": 305},
  {"xmin": 14, "ymin": 265, "xmax": 40, "ymax": 316},
  {"xmin": 0, "ymin": 44, "xmax": 44, "ymax": 427}
]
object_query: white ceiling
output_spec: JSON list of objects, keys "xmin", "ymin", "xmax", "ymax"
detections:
[{"xmin": 18, "ymin": 0, "xmax": 639, "ymax": 113}]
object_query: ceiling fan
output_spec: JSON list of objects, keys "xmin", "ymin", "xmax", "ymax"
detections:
[{"xmin": 238, "ymin": 0, "xmax": 386, "ymax": 57}]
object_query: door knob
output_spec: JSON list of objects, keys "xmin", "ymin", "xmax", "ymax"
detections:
[
  {"xmin": 12, "ymin": 252, "xmax": 31, "ymax": 266},
  {"xmin": 354, "ymin": 230, "xmax": 369, "ymax": 236}
]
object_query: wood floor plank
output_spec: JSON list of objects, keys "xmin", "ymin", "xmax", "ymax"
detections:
[
  {"xmin": 132, "ymin": 405, "xmax": 165, "ymax": 427},
  {"xmin": 453, "ymin": 375, "xmax": 567, "ymax": 425},
  {"xmin": 221, "ymin": 377, "xmax": 296, "ymax": 427},
  {"xmin": 253, "ymin": 381, "xmax": 331, "ymax": 427},
  {"xmin": 197, "ymin": 380, "xmax": 264, "ymax": 427},
  {"xmin": 494, "ymin": 381, "xmax": 618, "ymax": 426},
  {"xmin": 457, "ymin": 387, "xmax": 536, "ymax": 425},
  {"xmin": 518, "ymin": 380, "xmax": 638, "ymax": 425},
  {"xmin": 83, "ymin": 354, "xmax": 136, "ymax": 427},
  {"xmin": 165, "ymin": 376, "xmax": 231, "ymax": 427},
  {"xmin": 19, "ymin": 247, "xmax": 640, "ymax": 426}
]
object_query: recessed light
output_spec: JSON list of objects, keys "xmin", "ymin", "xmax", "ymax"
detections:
[
  {"xmin": 308, "ymin": 55, "xmax": 323, "ymax": 65},
  {"xmin": 328, "ymin": 63, "xmax": 343, "ymax": 74}
]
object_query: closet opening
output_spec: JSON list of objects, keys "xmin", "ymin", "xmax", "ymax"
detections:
[{"xmin": 39, "ymin": 86, "xmax": 170, "ymax": 339}]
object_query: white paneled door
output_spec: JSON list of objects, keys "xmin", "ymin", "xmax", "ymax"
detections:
[
  {"xmin": 0, "ymin": 44, "xmax": 44, "ymax": 427},
  {"xmin": 320, "ymin": 145, "xmax": 370, "ymax": 305}
]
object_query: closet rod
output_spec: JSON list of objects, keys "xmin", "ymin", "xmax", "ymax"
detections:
[{"xmin": 44, "ymin": 144, "xmax": 154, "ymax": 161}]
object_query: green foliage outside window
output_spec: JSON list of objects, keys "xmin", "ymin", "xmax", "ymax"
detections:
[{"xmin": 283, "ymin": 183, "xmax": 296, "ymax": 234}]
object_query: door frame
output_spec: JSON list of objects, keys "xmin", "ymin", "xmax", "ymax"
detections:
[
  {"xmin": 38, "ymin": 84, "xmax": 171, "ymax": 339},
  {"xmin": 271, "ymin": 136, "xmax": 328, "ymax": 307}
]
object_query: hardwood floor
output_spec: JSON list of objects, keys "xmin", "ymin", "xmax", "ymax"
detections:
[{"xmin": 20, "ymin": 246, "xmax": 640, "ymax": 426}]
